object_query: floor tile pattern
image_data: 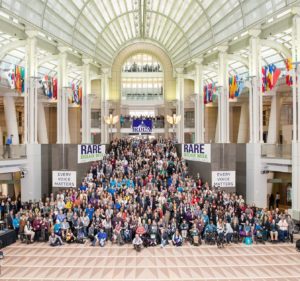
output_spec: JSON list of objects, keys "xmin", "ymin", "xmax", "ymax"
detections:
[{"xmin": 0, "ymin": 242, "xmax": 299, "ymax": 281}]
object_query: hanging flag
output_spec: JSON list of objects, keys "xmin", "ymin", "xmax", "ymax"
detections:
[
  {"xmin": 52, "ymin": 77, "xmax": 57, "ymax": 99},
  {"xmin": 15, "ymin": 66, "xmax": 21, "ymax": 93},
  {"xmin": 20, "ymin": 66, "xmax": 25, "ymax": 93},
  {"xmin": 285, "ymin": 58, "xmax": 293, "ymax": 86},
  {"xmin": 73, "ymin": 84, "xmax": 79, "ymax": 104},
  {"xmin": 78, "ymin": 86, "xmax": 82, "ymax": 105},
  {"xmin": 203, "ymin": 83, "xmax": 216, "ymax": 104},
  {"xmin": 262, "ymin": 64, "xmax": 281, "ymax": 92},
  {"xmin": 229, "ymin": 75, "xmax": 244, "ymax": 99}
]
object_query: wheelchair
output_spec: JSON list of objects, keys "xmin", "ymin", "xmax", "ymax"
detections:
[
  {"xmin": 254, "ymin": 230, "xmax": 265, "ymax": 244},
  {"xmin": 232, "ymin": 231, "xmax": 240, "ymax": 243},
  {"xmin": 216, "ymin": 232, "xmax": 225, "ymax": 248},
  {"xmin": 205, "ymin": 231, "xmax": 216, "ymax": 245}
]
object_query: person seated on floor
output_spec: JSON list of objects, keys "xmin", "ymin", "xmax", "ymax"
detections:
[
  {"xmin": 65, "ymin": 229, "xmax": 75, "ymax": 243},
  {"xmin": 277, "ymin": 217, "xmax": 288, "ymax": 242},
  {"xmin": 133, "ymin": 233, "xmax": 143, "ymax": 252},
  {"xmin": 93, "ymin": 228, "xmax": 107, "ymax": 247},
  {"xmin": 24, "ymin": 220, "xmax": 35, "ymax": 243},
  {"xmin": 49, "ymin": 232, "xmax": 63, "ymax": 246},
  {"xmin": 172, "ymin": 229, "xmax": 183, "ymax": 247},
  {"xmin": 160, "ymin": 228, "xmax": 169, "ymax": 248}
]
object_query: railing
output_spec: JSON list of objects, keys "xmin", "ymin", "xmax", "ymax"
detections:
[
  {"xmin": 122, "ymin": 93, "xmax": 164, "ymax": 100},
  {"xmin": 184, "ymin": 119, "xmax": 195, "ymax": 128},
  {"xmin": 91, "ymin": 119, "xmax": 100, "ymax": 128},
  {"xmin": 261, "ymin": 144, "xmax": 292, "ymax": 160},
  {"xmin": 120, "ymin": 119, "xmax": 165, "ymax": 129},
  {"xmin": 0, "ymin": 145, "xmax": 27, "ymax": 160}
]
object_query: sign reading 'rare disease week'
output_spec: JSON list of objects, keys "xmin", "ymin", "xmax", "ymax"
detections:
[
  {"xmin": 182, "ymin": 144, "xmax": 211, "ymax": 163},
  {"xmin": 78, "ymin": 144, "xmax": 106, "ymax": 163}
]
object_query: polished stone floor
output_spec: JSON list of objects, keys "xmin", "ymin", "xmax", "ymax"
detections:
[{"xmin": 0, "ymin": 241, "xmax": 299, "ymax": 281}]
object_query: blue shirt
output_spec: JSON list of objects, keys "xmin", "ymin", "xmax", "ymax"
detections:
[
  {"xmin": 97, "ymin": 231, "xmax": 107, "ymax": 240},
  {"xmin": 85, "ymin": 207, "xmax": 94, "ymax": 220},
  {"xmin": 6, "ymin": 137, "xmax": 12, "ymax": 145}
]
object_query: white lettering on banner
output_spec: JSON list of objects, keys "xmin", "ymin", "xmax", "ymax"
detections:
[
  {"xmin": 78, "ymin": 144, "xmax": 106, "ymax": 163},
  {"xmin": 212, "ymin": 171, "xmax": 236, "ymax": 188},
  {"xmin": 52, "ymin": 171, "xmax": 76, "ymax": 188},
  {"xmin": 181, "ymin": 144, "xmax": 211, "ymax": 163}
]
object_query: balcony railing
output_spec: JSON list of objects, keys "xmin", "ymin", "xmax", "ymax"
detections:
[
  {"xmin": 261, "ymin": 144, "xmax": 292, "ymax": 160},
  {"xmin": 0, "ymin": 145, "xmax": 27, "ymax": 161},
  {"xmin": 184, "ymin": 119, "xmax": 195, "ymax": 128}
]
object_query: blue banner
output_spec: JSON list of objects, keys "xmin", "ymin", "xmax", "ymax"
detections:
[{"xmin": 132, "ymin": 119, "xmax": 152, "ymax": 133}]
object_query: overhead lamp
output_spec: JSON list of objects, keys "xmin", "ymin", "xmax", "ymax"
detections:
[
  {"xmin": 104, "ymin": 114, "xmax": 119, "ymax": 142},
  {"xmin": 166, "ymin": 114, "xmax": 181, "ymax": 142}
]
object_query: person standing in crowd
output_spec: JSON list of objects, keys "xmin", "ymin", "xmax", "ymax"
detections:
[
  {"xmin": 2, "ymin": 134, "xmax": 13, "ymax": 159},
  {"xmin": 275, "ymin": 192, "xmax": 280, "ymax": 208},
  {"xmin": 269, "ymin": 194, "xmax": 275, "ymax": 210}
]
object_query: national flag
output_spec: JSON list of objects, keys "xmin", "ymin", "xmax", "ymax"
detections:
[
  {"xmin": 285, "ymin": 58, "xmax": 293, "ymax": 86},
  {"xmin": 52, "ymin": 77, "xmax": 57, "ymax": 99},
  {"xmin": 78, "ymin": 86, "xmax": 82, "ymax": 105}
]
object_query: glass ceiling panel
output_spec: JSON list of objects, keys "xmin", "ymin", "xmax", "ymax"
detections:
[{"xmin": 0, "ymin": 0, "xmax": 297, "ymax": 67}]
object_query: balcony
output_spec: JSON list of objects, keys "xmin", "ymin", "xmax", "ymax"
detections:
[
  {"xmin": 0, "ymin": 145, "xmax": 27, "ymax": 161},
  {"xmin": 261, "ymin": 144, "xmax": 292, "ymax": 160}
]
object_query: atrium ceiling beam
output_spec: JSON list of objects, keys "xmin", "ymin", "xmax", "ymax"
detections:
[
  {"xmin": 0, "ymin": 40, "xmax": 26, "ymax": 60},
  {"xmin": 0, "ymin": 17, "xmax": 26, "ymax": 39},
  {"xmin": 227, "ymin": 54, "xmax": 249, "ymax": 67},
  {"xmin": 260, "ymin": 39, "xmax": 292, "ymax": 58}
]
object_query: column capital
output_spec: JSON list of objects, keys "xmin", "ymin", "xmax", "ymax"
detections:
[
  {"xmin": 58, "ymin": 45, "xmax": 69, "ymax": 54},
  {"xmin": 248, "ymin": 29, "xmax": 261, "ymax": 37},
  {"xmin": 82, "ymin": 57, "xmax": 93, "ymax": 65},
  {"xmin": 292, "ymin": 7, "xmax": 300, "ymax": 16},
  {"xmin": 102, "ymin": 67, "xmax": 111, "ymax": 74},
  {"xmin": 217, "ymin": 45, "xmax": 228, "ymax": 53},
  {"xmin": 25, "ymin": 29, "xmax": 39, "ymax": 38},
  {"xmin": 193, "ymin": 57, "xmax": 204, "ymax": 65},
  {"xmin": 175, "ymin": 67, "xmax": 184, "ymax": 74}
]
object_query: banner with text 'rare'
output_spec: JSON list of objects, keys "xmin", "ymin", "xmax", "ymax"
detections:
[
  {"xmin": 182, "ymin": 144, "xmax": 211, "ymax": 163},
  {"xmin": 212, "ymin": 171, "xmax": 236, "ymax": 188},
  {"xmin": 52, "ymin": 171, "xmax": 77, "ymax": 188},
  {"xmin": 78, "ymin": 144, "xmax": 106, "ymax": 163}
]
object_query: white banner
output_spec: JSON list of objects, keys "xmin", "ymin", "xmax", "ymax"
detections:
[
  {"xmin": 182, "ymin": 144, "xmax": 211, "ymax": 162},
  {"xmin": 212, "ymin": 171, "xmax": 236, "ymax": 188},
  {"xmin": 52, "ymin": 171, "xmax": 76, "ymax": 188},
  {"xmin": 78, "ymin": 144, "xmax": 106, "ymax": 163}
]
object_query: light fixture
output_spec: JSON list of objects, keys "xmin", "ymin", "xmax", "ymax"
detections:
[
  {"xmin": 166, "ymin": 114, "xmax": 181, "ymax": 142},
  {"xmin": 104, "ymin": 114, "xmax": 119, "ymax": 142}
]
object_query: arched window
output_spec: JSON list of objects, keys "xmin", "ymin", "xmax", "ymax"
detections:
[{"xmin": 121, "ymin": 53, "xmax": 163, "ymax": 100}]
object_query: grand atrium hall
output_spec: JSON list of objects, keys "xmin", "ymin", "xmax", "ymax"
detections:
[{"xmin": 1, "ymin": 0, "xmax": 300, "ymax": 280}]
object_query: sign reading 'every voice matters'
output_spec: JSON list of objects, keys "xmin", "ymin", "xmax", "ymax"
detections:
[
  {"xmin": 212, "ymin": 171, "xmax": 236, "ymax": 188},
  {"xmin": 182, "ymin": 144, "xmax": 211, "ymax": 163},
  {"xmin": 52, "ymin": 171, "xmax": 76, "ymax": 188},
  {"xmin": 78, "ymin": 144, "xmax": 106, "ymax": 163}
]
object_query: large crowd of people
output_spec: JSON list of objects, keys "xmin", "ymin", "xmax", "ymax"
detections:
[{"xmin": 2, "ymin": 138, "xmax": 296, "ymax": 249}]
